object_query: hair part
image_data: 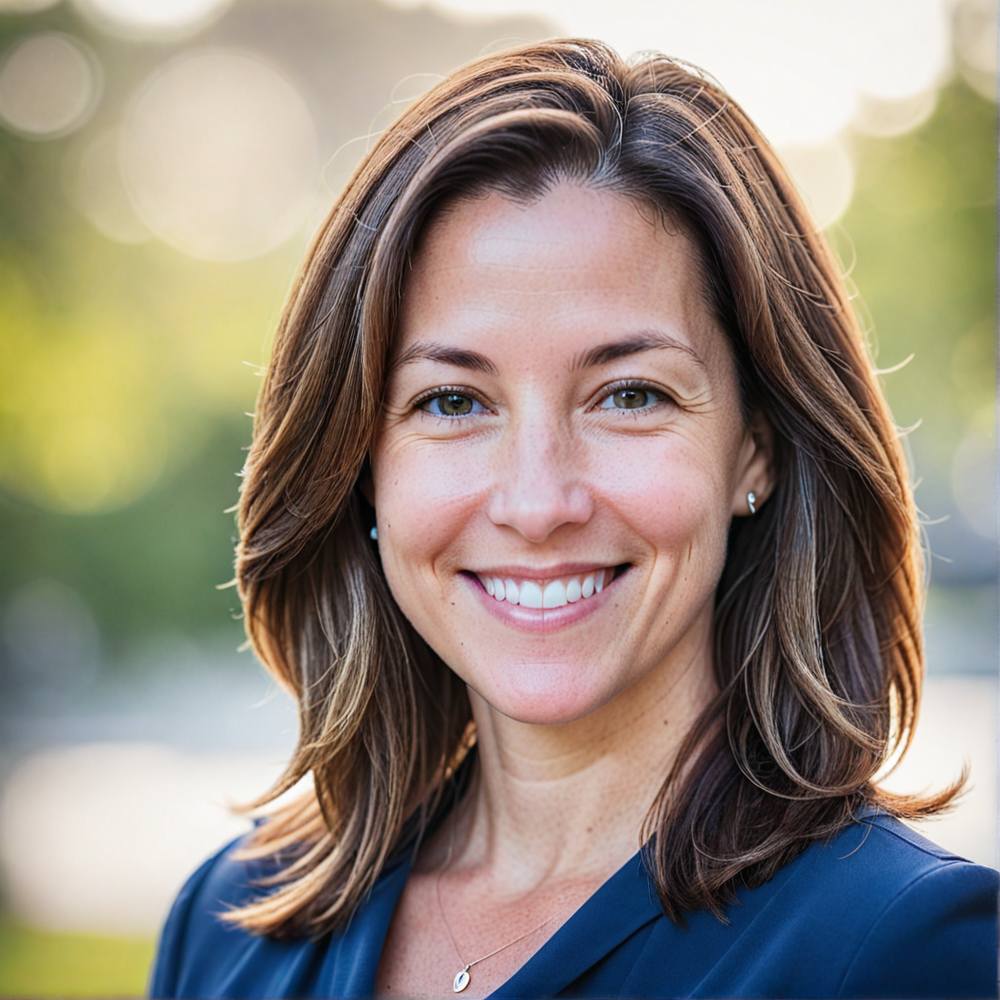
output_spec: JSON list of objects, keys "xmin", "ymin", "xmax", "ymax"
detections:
[{"xmin": 230, "ymin": 38, "xmax": 960, "ymax": 938}]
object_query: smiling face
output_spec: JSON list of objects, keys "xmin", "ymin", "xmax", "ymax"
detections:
[{"xmin": 370, "ymin": 182, "xmax": 772, "ymax": 727}]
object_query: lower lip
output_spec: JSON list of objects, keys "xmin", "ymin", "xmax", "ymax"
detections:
[{"xmin": 462, "ymin": 569, "xmax": 626, "ymax": 633}]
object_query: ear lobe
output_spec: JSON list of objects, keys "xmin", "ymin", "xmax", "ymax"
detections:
[{"xmin": 732, "ymin": 409, "xmax": 776, "ymax": 517}]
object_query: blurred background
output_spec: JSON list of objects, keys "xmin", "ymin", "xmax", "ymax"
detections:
[{"xmin": 0, "ymin": 0, "xmax": 995, "ymax": 994}]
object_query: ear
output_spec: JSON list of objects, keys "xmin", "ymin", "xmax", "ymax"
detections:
[{"xmin": 731, "ymin": 408, "xmax": 776, "ymax": 517}]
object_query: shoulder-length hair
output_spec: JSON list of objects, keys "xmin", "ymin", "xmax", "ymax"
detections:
[{"xmin": 229, "ymin": 39, "xmax": 957, "ymax": 938}]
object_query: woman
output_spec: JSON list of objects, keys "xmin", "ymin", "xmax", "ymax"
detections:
[{"xmin": 150, "ymin": 40, "xmax": 998, "ymax": 999}]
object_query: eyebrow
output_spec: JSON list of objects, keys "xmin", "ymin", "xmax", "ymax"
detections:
[
  {"xmin": 391, "ymin": 343, "xmax": 499, "ymax": 376},
  {"xmin": 570, "ymin": 331, "xmax": 706, "ymax": 371},
  {"xmin": 390, "ymin": 330, "xmax": 704, "ymax": 377}
]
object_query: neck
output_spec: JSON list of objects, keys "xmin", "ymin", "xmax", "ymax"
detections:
[{"xmin": 444, "ymin": 616, "xmax": 718, "ymax": 892}]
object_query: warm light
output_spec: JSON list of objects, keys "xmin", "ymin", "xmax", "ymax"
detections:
[
  {"xmin": 0, "ymin": 744, "xmax": 271, "ymax": 934},
  {"xmin": 72, "ymin": 0, "xmax": 233, "ymax": 41},
  {"xmin": 853, "ymin": 90, "xmax": 939, "ymax": 139},
  {"xmin": 0, "ymin": 33, "xmax": 100, "ymax": 140},
  {"xmin": 381, "ymin": 0, "xmax": 955, "ymax": 145},
  {"xmin": 953, "ymin": 0, "xmax": 998, "ymax": 100},
  {"xmin": 777, "ymin": 140, "xmax": 855, "ymax": 230},
  {"xmin": 120, "ymin": 49, "xmax": 320, "ymax": 262}
]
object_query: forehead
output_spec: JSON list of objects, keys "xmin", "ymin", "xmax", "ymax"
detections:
[{"xmin": 396, "ymin": 183, "xmax": 730, "ymax": 372}]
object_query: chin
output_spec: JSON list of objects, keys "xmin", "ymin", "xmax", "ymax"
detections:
[{"xmin": 471, "ymin": 661, "xmax": 621, "ymax": 727}]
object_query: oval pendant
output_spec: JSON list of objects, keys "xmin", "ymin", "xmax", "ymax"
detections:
[{"xmin": 453, "ymin": 968, "xmax": 471, "ymax": 993}]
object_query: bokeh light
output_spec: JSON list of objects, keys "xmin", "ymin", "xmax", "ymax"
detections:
[
  {"xmin": 72, "ymin": 0, "xmax": 233, "ymax": 41},
  {"xmin": 853, "ymin": 89, "xmax": 939, "ymax": 138},
  {"xmin": 382, "ymin": 0, "xmax": 952, "ymax": 143},
  {"xmin": 120, "ymin": 49, "xmax": 320, "ymax": 262},
  {"xmin": 953, "ymin": 0, "xmax": 998, "ymax": 99},
  {"xmin": 380, "ymin": 0, "xmax": 957, "ymax": 230},
  {"xmin": 0, "ymin": 743, "xmax": 281, "ymax": 934},
  {"xmin": 0, "ymin": 33, "xmax": 100, "ymax": 139},
  {"xmin": 0, "ymin": 1, "xmax": 994, "ymax": 991},
  {"xmin": 777, "ymin": 140, "xmax": 855, "ymax": 230},
  {"xmin": 68, "ymin": 126, "xmax": 152, "ymax": 244}
]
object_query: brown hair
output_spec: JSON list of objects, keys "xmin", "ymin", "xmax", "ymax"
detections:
[{"xmin": 230, "ymin": 39, "xmax": 958, "ymax": 937}]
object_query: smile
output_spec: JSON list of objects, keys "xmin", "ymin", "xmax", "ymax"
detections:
[{"xmin": 473, "ymin": 567, "xmax": 616, "ymax": 609}]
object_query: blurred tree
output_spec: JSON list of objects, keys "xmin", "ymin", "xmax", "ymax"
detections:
[
  {"xmin": 831, "ymin": 79, "xmax": 997, "ymax": 583},
  {"xmin": 0, "ymin": 0, "xmax": 994, "ymax": 686}
]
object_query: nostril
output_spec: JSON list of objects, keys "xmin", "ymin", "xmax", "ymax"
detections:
[{"xmin": 486, "ymin": 483, "xmax": 595, "ymax": 543}]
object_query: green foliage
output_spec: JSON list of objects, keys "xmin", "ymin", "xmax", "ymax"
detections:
[
  {"xmin": 0, "ymin": 416, "xmax": 250, "ymax": 657},
  {"xmin": 0, "ymin": 918, "xmax": 154, "ymax": 997},
  {"xmin": 0, "ymin": 7, "xmax": 994, "ymax": 663},
  {"xmin": 831, "ymin": 81, "xmax": 997, "ymax": 562}
]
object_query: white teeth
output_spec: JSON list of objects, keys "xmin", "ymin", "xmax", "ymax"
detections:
[
  {"xmin": 542, "ymin": 580, "xmax": 567, "ymax": 609},
  {"xmin": 518, "ymin": 580, "xmax": 544, "ymax": 609},
  {"xmin": 476, "ymin": 568, "xmax": 618, "ymax": 608}
]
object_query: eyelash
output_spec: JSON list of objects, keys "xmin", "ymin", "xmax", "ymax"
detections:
[
  {"xmin": 415, "ymin": 387, "xmax": 490, "ymax": 419},
  {"xmin": 413, "ymin": 380, "xmax": 671, "ymax": 420},
  {"xmin": 594, "ymin": 379, "xmax": 670, "ymax": 414}
]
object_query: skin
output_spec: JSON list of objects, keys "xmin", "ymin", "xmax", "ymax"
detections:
[{"xmin": 370, "ymin": 182, "xmax": 774, "ymax": 998}]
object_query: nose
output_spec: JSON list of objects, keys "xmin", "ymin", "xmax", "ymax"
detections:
[{"xmin": 486, "ymin": 416, "xmax": 594, "ymax": 543}]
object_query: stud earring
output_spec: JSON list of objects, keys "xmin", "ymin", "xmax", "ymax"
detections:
[
  {"xmin": 747, "ymin": 492, "xmax": 756, "ymax": 515},
  {"xmin": 369, "ymin": 526, "xmax": 378, "ymax": 540}
]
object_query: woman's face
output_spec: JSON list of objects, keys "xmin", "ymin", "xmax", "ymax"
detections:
[{"xmin": 371, "ymin": 183, "xmax": 771, "ymax": 726}]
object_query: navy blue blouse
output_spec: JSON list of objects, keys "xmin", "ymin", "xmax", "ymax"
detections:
[{"xmin": 150, "ymin": 812, "xmax": 998, "ymax": 999}]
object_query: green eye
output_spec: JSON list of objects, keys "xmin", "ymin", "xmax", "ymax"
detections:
[
  {"xmin": 441, "ymin": 394, "xmax": 472, "ymax": 415},
  {"xmin": 598, "ymin": 385, "xmax": 663, "ymax": 412},
  {"xmin": 615, "ymin": 388, "xmax": 647, "ymax": 409},
  {"xmin": 423, "ymin": 393, "xmax": 484, "ymax": 417},
  {"xmin": 602, "ymin": 387, "xmax": 650, "ymax": 410}
]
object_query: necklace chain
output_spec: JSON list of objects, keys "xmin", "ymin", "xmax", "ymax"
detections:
[{"xmin": 435, "ymin": 835, "xmax": 566, "ymax": 994}]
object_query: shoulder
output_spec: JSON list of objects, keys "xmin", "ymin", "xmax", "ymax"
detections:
[
  {"xmin": 148, "ymin": 831, "xmax": 307, "ymax": 999},
  {"xmin": 807, "ymin": 811, "xmax": 997, "ymax": 908},
  {"xmin": 782, "ymin": 812, "xmax": 998, "ymax": 998},
  {"xmin": 654, "ymin": 813, "xmax": 998, "ymax": 999},
  {"xmin": 149, "ymin": 831, "xmax": 413, "ymax": 998}
]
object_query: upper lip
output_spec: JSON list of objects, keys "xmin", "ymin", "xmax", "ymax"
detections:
[{"xmin": 466, "ymin": 562, "xmax": 621, "ymax": 580}]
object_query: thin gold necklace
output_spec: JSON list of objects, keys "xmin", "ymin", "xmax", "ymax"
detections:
[{"xmin": 435, "ymin": 839, "xmax": 566, "ymax": 994}]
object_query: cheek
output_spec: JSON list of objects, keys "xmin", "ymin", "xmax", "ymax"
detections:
[
  {"xmin": 371, "ymin": 439, "xmax": 489, "ymax": 591},
  {"xmin": 592, "ymin": 435, "xmax": 735, "ymax": 558}
]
